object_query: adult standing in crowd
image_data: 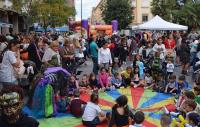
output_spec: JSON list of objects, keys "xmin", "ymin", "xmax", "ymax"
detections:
[
  {"xmin": 42, "ymin": 40, "xmax": 61, "ymax": 67},
  {"xmin": 27, "ymin": 36, "xmax": 45, "ymax": 70},
  {"xmin": 0, "ymin": 39, "xmax": 21, "ymax": 86},
  {"xmin": 90, "ymin": 37, "xmax": 99, "ymax": 75},
  {"xmin": 60, "ymin": 38, "xmax": 76, "ymax": 74}
]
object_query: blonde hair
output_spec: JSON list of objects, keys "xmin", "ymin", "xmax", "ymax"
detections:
[
  {"xmin": 73, "ymin": 38, "xmax": 80, "ymax": 48},
  {"xmin": 50, "ymin": 41, "xmax": 59, "ymax": 48}
]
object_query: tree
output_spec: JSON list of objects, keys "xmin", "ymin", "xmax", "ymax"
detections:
[
  {"xmin": 151, "ymin": 0, "xmax": 178, "ymax": 21},
  {"xmin": 101, "ymin": 0, "xmax": 133, "ymax": 30},
  {"xmin": 12, "ymin": 0, "xmax": 76, "ymax": 32},
  {"xmin": 151, "ymin": 0, "xmax": 200, "ymax": 29}
]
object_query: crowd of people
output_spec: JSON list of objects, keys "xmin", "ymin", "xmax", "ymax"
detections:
[{"xmin": 0, "ymin": 29, "xmax": 200, "ymax": 127}]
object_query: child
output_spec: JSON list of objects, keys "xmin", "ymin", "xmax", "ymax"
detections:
[
  {"xmin": 176, "ymin": 90, "xmax": 195, "ymax": 111},
  {"xmin": 129, "ymin": 111, "xmax": 145, "ymax": 127},
  {"xmin": 82, "ymin": 92, "xmax": 107, "ymax": 126},
  {"xmin": 70, "ymin": 90, "xmax": 86, "ymax": 117},
  {"xmin": 89, "ymin": 73, "xmax": 100, "ymax": 90},
  {"xmin": 99, "ymin": 67, "xmax": 110, "ymax": 90},
  {"xmin": 68, "ymin": 75, "xmax": 79, "ymax": 96},
  {"xmin": 79, "ymin": 74, "xmax": 89, "ymax": 93},
  {"xmin": 186, "ymin": 112, "xmax": 200, "ymax": 127},
  {"xmin": 160, "ymin": 114, "xmax": 171, "ymax": 127},
  {"xmin": 121, "ymin": 66, "xmax": 133, "ymax": 88},
  {"xmin": 165, "ymin": 75, "xmax": 177, "ymax": 94},
  {"xmin": 55, "ymin": 91, "xmax": 69, "ymax": 113},
  {"xmin": 111, "ymin": 72, "xmax": 122, "ymax": 89},
  {"xmin": 166, "ymin": 59, "xmax": 174, "ymax": 78},
  {"xmin": 152, "ymin": 52, "xmax": 161, "ymax": 80},
  {"xmin": 152, "ymin": 75, "xmax": 166, "ymax": 92},
  {"xmin": 144, "ymin": 71, "xmax": 153, "ymax": 89},
  {"xmin": 194, "ymin": 86, "xmax": 200, "ymax": 105},
  {"xmin": 112, "ymin": 57, "xmax": 120, "ymax": 74},
  {"xmin": 132, "ymin": 66, "xmax": 141, "ymax": 88},
  {"xmin": 176, "ymin": 75, "xmax": 190, "ymax": 95},
  {"xmin": 133, "ymin": 54, "xmax": 144, "ymax": 79}
]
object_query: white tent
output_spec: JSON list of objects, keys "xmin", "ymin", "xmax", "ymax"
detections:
[{"xmin": 136, "ymin": 15, "xmax": 188, "ymax": 31}]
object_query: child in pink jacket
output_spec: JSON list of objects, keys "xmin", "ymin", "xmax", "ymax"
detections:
[{"xmin": 99, "ymin": 67, "xmax": 110, "ymax": 90}]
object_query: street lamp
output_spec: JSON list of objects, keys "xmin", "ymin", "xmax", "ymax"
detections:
[{"xmin": 81, "ymin": 0, "xmax": 82, "ymax": 36}]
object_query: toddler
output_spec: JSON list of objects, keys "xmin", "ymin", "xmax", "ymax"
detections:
[
  {"xmin": 79, "ymin": 74, "xmax": 89, "ymax": 93},
  {"xmin": 68, "ymin": 75, "xmax": 79, "ymax": 96},
  {"xmin": 129, "ymin": 111, "xmax": 145, "ymax": 127},
  {"xmin": 111, "ymin": 72, "xmax": 122, "ymax": 89},
  {"xmin": 165, "ymin": 75, "xmax": 177, "ymax": 94},
  {"xmin": 144, "ymin": 71, "xmax": 153, "ymax": 89},
  {"xmin": 89, "ymin": 73, "xmax": 100, "ymax": 90}
]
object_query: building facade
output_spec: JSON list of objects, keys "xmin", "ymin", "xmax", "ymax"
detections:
[
  {"xmin": 0, "ymin": 0, "xmax": 25, "ymax": 35},
  {"xmin": 90, "ymin": 0, "xmax": 153, "ymax": 25}
]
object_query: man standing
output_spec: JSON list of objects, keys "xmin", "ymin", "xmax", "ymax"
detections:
[{"xmin": 90, "ymin": 37, "xmax": 99, "ymax": 75}]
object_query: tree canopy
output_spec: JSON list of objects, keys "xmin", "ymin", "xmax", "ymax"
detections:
[
  {"xmin": 151, "ymin": 0, "xmax": 200, "ymax": 29},
  {"xmin": 101, "ymin": 0, "xmax": 133, "ymax": 30},
  {"xmin": 12, "ymin": 0, "xmax": 75, "ymax": 30}
]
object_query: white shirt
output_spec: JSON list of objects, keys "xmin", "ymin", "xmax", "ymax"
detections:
[
  {"xmin": 98, "ymin": 48, "xmax": 112, "ymax": 64},
  {"xmin": 0, "ymin": 50, "xmax": 17, "ymax": 83},
  {"xmin": 82, "ymin": 102, "xmax": 102, "ymax": 121},
  {"xmin": 153, "ymin": 43, "xmax": 166, "ymax": 59},
  {"xmin": 129, "ymin": 124, "xmax": 145, "ymax": 127},
  {"xmin": 166, "ymin": 63, "xmax": 174, "ymax": 73},
  {"xmin": 42, "ymin": 48, "xmax": 61, "ymax": 65},
  {"xmin": 144, "ymin": 76, "xmax": 153, "ymax": 84}
]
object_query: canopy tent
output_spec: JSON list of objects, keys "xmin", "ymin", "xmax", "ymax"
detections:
[
  {"xmin": 136, "ymin": 15, "xmax": 188, "ymax": 31},
  {"xmin": 55, "ymin": 26, "xmax": 69, "ymax": 32}
]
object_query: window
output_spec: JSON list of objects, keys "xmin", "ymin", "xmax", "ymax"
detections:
[{"xmin": 142, "ymin": 15, "xmax": 148, "ymax": 22}]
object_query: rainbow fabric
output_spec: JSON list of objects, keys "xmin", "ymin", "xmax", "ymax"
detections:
[{"xmin": 36, "ymin": 87, "xmax": 175, "ymax": 127}]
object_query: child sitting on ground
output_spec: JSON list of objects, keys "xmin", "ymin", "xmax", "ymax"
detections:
[
  {"xmin": 111, "ymin": 72, "xmax": 122, "ymax": 89},
  {"xmin": 89, "ymin": 73, "xmax": 100, "ymax": 91},
  {"xmin": 121, "ymin": 66, "xmax": 133, "ymax": 88},
  {"xmin": 160, "ymin": 114, "xmax": 171, "ymax": 127},
  {"xmin": 144, "ymin": 70, "xmax": 153, "ymax": 89},
  {"xmin": 176, "ymin": 75, "xmax": 190, "ymax": 95},
  {"xmin": 99, "ymin": 67, "xmax": 111, "ymax": 91},
  {"xmin": 176, "ymin": 90, "xmax": 195, "ymax": 111},
  {"xmin": 165, "ymin": 75, "xmax": 177, "ymax": 94},
  {"xmin": 68, "ymin": 75, "xmax": 79, "ymax": 96},
  {"xmin": 152, "ymin": 75, "xmax": 166, "ymax": 92},
  {"xmin": 132, "ymin": 66, "xmax": 142, "ymax": 88},
  {"xmin": 129, "ymin": 111, "xmax": 145, "ymax": 127},
  {"xmin": 193, "ymin": 86, "xmax": 200, "ymax": 105},
  {"xmin": 185, "ymin": 112, "xmax": 200, "ymax": 127},
  {"xmin": 70, "ymin": 90, "xmax": 86, "ymax": 117},
  {"xmin": 79, "ymin": 74, "xmax": 89, "ymax": 93}
]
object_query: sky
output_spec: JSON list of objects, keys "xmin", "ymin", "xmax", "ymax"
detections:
[{"xmin": 75, "ymin": 0, "xmax": 101, "ymax": 21}]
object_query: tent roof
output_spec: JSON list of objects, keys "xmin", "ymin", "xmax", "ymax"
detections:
[{"xmin": 136, "ymin": 15, "xmax": 188, "ymax": 30}]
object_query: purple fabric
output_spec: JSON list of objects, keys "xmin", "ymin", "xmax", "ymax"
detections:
[
  {"xmin": 44, "ymin": 67, "xmax": 71, "ymax": 76},
  {"xmin": 81, "ymin": 20, "xmax": 88, "ymax": 31},
  {"xmin": 111, "ymin": 20, "xmax": 118, "ymax": 32}
]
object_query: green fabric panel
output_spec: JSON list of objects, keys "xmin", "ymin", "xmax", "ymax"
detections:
[{"xmin": 45, "ymin": 84, "xmax": 54, "ymax": 117}]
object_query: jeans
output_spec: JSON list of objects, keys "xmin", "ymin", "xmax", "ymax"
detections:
[
  {"xmin": 190, "ymin": 52, "xmax": 197, "ymax": 70},
  {"xmin": 92, "ymin": 57, "xmax": 98, "ymax": 75}
]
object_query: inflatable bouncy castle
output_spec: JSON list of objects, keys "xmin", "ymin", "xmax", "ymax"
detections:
[{"xmin": 68, "ymin": 19, "xmax": 118, "ymax": 38}]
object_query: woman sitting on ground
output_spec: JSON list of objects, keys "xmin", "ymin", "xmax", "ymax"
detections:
[{"xmin": 109, "ymin": 95, "xmax": 133, "ymax": 127}]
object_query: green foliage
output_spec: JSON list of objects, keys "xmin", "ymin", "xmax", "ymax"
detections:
[
  {"xmin": 101, "ymin": 0, "xmax": 133, "ymax": 30},
  {"xmin": 12, "ymin": 0, "xmax": 75, "ymax": 29},
  {"xmin": 151, "ymin": 0, "xmax": 200, "ymax": 29}
]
